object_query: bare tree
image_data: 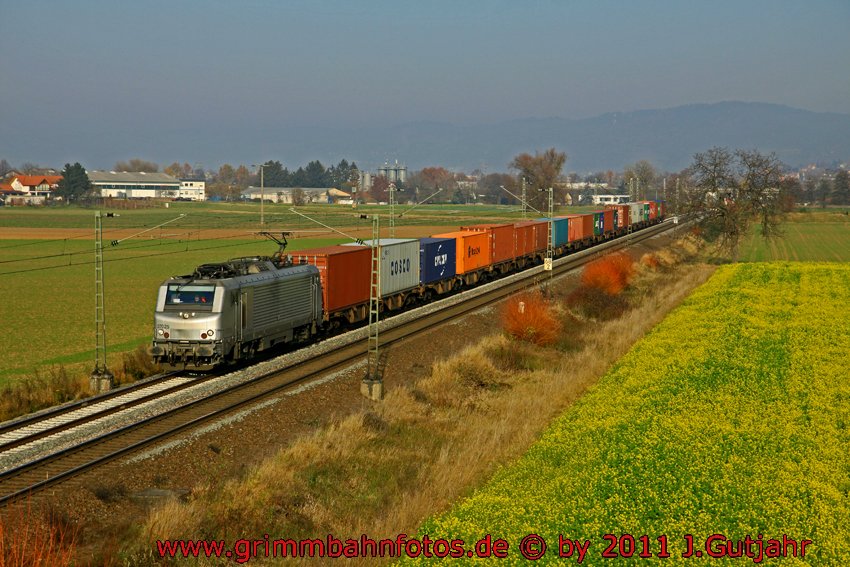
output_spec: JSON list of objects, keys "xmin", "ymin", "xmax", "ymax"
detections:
[
  {"xmin": 686, "ymin": 147, "xmax": 785, "ymax": 261},
  {"xmin": 0, "ymin": 159, "xmax": 12, "ymax": 178}
]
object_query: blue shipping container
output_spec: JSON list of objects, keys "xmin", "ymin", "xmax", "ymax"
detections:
[
  {"xmin": 535, "ymin": 217, "xmax": 570, "ymax": 248},
  {"xmin": 419, "ymin": 237, "xmax": 457, "ymax": 284}
]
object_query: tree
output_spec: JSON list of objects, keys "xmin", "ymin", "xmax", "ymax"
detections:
[
  {"xmin": 832, "ymin": 170, "xmax": 850, "ymax": 205},
  {"xmin": 815, "ymin": 178, "xmax": 831, "ymax": 208},
  {"xmin": 509, "ymin": 148, "xmax": 567, "ymax": 208},
  {"xmin": 623, "ymin": 160, "xmax": 658, "ymax": 200},
  {"xmin": 114, "ymin": 158, "xmax": 158, "ymax": 172},
  {"xmin": 56, "ymin": 163, "xmax": 93, "ymax": 202},
  {"xmin": 304, "ymin": 160, "xmax": 329, "ymax": 187},
  {"xmin": 477, "ymin": 173, "xmax": 517, "ymax": 204},
  {"xmin": 686, "ymin": 147, "xmax": 785, "ymax": 261},
  {"xmin": 291, "ymin": 188, "xmax": 306, "ymax": 206},
  {"xmin": 370, "ymin": 176, "xmax": 390, "ymax": 202},
  {"xmin": 0, "ymin": 159, "xmax": 12, "ymax": 178}
]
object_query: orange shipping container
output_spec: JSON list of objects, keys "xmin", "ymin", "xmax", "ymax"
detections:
[
  {"xmin": 566, "ymin": 214, "xmax": 594, "ymax": 241},
  {"xmin": 290, "ymin": 245, "xmax": 371, "ymax": 313},
  {"xmin": 431, "ymin": 230, "xmax": 491, "ymax": 274},
  {"xmin": 514, "ymin": 220, "xmax": 547, "ymax": 257},
  {"xmin": 461, "ymin": 223, "xmax": 516, "ymax": 264}
]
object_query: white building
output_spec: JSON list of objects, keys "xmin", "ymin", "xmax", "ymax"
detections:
[
  {"xmin": 9, "ymin": 174, "xmax": 62, "ymax": 204},
  {"xmin": 590, "ymin": 194, "xmax": 630, "ymax": 205},
  {"xmin": 89, "ymin": 171, "xmax": 181, "ymax": 199},
  {"xmin": 178, "ymin": 178, "xmax": 206, "ymax": 201},
  {"xmin": 241, "ymin": 187, "xmax": 350, "ymax": 204}
]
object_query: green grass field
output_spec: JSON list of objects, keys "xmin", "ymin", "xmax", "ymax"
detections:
[
  {"xmin": 407, "ymin": 263, "xmax": 850, "ymax": 564},
  {"xmin": 739, "ymin": 210, "xmax": 850, "ymax": 262}
]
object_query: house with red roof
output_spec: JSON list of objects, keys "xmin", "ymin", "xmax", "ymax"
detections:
[{"xmin": 10, "ymin": 175, "xmax": 62, "ymax": 204}]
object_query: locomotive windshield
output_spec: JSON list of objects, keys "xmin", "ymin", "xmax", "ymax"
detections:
[{"xmin": 166, "ymin": 284, "xmax": 216, "ymax": 306}]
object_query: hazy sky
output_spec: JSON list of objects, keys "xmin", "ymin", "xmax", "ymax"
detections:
[{"xmin": 2, "ymin": 0, "xmax": 849, "ymax": 169}]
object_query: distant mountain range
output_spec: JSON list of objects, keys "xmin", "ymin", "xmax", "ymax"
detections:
[
  {"xmin": 277, "ymin": 101, "xmax": 849, "ymax": 173},
  {"xmin": 6, "ymin": 101, "xmax": 849, "ymax": 174}
]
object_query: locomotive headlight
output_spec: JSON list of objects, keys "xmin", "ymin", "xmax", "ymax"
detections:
[
  {"xmin": 157, "ymin": 329, "xmax": 164, "ymax": 336},
  {"xmin": 207, "ymin": 329, "xmax": 215, "ymax": 337}
]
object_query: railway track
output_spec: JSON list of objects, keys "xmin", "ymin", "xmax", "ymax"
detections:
[{"xmin": 0, "ymin": 219, "xmax": 676, "ymax": 506}]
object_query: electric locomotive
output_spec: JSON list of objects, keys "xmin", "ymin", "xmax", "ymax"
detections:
[{"xmin": 150, "ymin": 256, "xmax": 322, "ymax": 370}]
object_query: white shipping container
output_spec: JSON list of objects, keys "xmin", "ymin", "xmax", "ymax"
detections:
[
  {"xmin": 629, "ymin": 203, "xmax": 643, "ymax": 225},
  {"xmin": 342, "ymin": 238, "xmax": 420, "ymax": 296}
]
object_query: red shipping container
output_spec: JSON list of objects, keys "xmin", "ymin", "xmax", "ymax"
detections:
[
  {"xmin": 606, "ymin": 204, "xmax": 630, "ymax": 229},
  {"xmin": 461, "ymin": 223, "xmax": 516, "ymax": 263},
  {"xmin": 514, "ymin": 220, "xmax": 547, "ymax": 256},
  {"xmin": 290, "ymin": 245, "xmax": 371, "ymax": 313},
  {"xmin": 431, "ymin": 230, "xmax": 491, "ymax": 274}
]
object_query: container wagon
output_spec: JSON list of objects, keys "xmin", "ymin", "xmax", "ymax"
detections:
[
  {"xmin": 290, "ymin": 245, "xmax": 371, "ymax": 326},
  {"xmin": 431, "ymin": 230, "xmax": 491, "ymax": 286}
]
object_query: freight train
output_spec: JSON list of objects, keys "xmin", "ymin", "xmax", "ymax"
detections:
[{"xmin": 150, "ymin": 201, "xmax": 666, "ymax": 370}]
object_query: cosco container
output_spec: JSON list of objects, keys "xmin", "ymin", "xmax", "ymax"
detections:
[
  {"xmin": 419, "ymin": 237, "xmax": 457, "ymax": 284},
  {"xmin": 290, "ymin": 245, "xmax": 371, "ymax": 314},
  {"xmin": 431, "ymin": 230, "xmax": 491, "ymax": 274},
  {"xmin": 343, "ymin": 238, "xmax": 420, "ymax": 296},
  {"xmin": 537, "ymin": 217, "xmax": 570, "ymax": 248},
  {"xmin": 515, "ymin": 220, "xmax": 548, "ymax": 256},
  {"xmin": 461, "ymin": 223, "xmax": 515, "ymax": 264}
]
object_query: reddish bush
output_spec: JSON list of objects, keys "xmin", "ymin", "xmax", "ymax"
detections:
[
  {"xmin": 581, "ymin": 252, "xmax": 635, "ymax": 295},
  {"xmin": 501, "ymin": 291, "xmax": 562, "ymax": 346}
]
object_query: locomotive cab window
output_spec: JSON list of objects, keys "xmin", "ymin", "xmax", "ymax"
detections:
[{"xmin": 166, "ymin": 284, "xmax": 216, "ymax": 308}]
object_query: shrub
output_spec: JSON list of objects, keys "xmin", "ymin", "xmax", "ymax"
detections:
[
  {"xmin": 501, "ymin": 291, "xmax": 562, "ymax": 346},
  {"xmin": 567, "ymin": 285, "xmax": 630, "ymax": 321},
  {"xmin": 581, "ymin": 252, "xmax": 635, "ymax": 295}
]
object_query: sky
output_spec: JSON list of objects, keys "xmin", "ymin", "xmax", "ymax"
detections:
[{"xmin": 1, "ymin": 0, "xmax": 849, "ymax": 170}]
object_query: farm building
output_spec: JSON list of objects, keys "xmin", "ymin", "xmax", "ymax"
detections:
[{"xmin": 89, "ymin": 171, "xmax": 181, "ymax": 199}]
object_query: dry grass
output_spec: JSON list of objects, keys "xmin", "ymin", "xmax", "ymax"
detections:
[
  {"xmin": 129, "ymin": 253, "xmax": 716, "ymax": 565},
  {"xmin": 0, "ymin": 346, "xmax": 161, "ymax": 424},
  {"xmin": 0, "ymin": 367, "xmax": 90, "ymax": 423},
  {"xmin": 0, "ymin": 500, "xmax": 77, "ymax": 567}
]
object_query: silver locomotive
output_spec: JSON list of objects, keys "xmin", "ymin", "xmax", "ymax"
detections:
[{"xmin": 150, "ymin": 256, "xmax": 322, "ymax": 370}]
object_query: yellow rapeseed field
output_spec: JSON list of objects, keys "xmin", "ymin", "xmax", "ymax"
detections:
[{"xmin": 404, "ymin": 263, "xmax": 850, "ymax": 565}]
